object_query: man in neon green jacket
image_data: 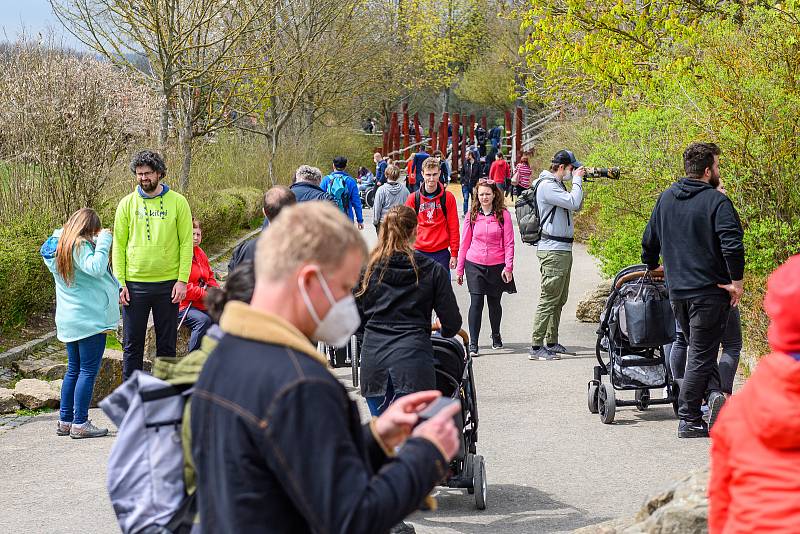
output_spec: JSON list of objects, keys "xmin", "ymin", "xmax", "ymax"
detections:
[{"xmin": 113, "ymin": 150, "xmax": 193, "ymax": 380}]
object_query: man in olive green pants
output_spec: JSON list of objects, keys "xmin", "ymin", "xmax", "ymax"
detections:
[{"xmin": 529, "ymin": 150, "xmax": 585, "ymax": 361}]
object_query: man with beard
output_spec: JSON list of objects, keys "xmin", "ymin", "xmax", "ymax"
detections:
[
  {"xmin": 113, "ymin": 150, "xmax": 193, "ymax": 380},
  {"xmin": 641, "ymin": 142, "xmax": 745, "ymax": 439}
]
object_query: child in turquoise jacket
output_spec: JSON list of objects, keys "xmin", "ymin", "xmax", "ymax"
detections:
[{"xmin": 41, "ymin": 208, "xmax": 120, "ymax": 439}]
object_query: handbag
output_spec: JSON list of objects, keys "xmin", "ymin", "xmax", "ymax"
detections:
[{"xmin": 623, "ymin": 272, "xmax": 676, "ymax": 347}]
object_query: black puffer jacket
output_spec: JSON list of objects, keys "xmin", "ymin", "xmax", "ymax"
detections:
[{"xmin": 356, "ymin": 252, "xmax": 462, "ymax": 398}]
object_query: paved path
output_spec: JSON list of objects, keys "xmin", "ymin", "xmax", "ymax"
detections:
[{"xmin": 0, "ymin": 207, "xmax": 710, "ymax": 533}]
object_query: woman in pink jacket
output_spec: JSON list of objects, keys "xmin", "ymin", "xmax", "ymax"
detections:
[{"xmin": 456, "ymin": 180, "xmax": 515, "ymax": 356}]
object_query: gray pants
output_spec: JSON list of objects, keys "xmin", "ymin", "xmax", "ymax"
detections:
[{"xmin": 666, "ymin": 306, "xmax": 742, "ymax": 394}]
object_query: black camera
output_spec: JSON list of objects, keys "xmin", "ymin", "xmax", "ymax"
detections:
[{"xmin": 584, "ymin": 167, "xmax": 621, "ymax": 180}]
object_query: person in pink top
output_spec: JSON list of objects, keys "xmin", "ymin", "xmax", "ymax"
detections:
[
  {"xmin": 456, "ymin": 180, "xmax": 516, "ymax": 356},
  {"xmin": 511, "ymin": 155, "xmax": 533, "ymax": 199}
]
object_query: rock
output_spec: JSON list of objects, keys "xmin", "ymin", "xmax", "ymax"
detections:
[
  {"xmin": 91, "ymin": 350, "xmax": 152, "ymax": 406},
  {"xmin": 12, "ymin": 378, "xmax": 60, "ymax": 410},
  {"xmin": 0, "ymin": 387, "xmax": 20, "ymax": 413},
  {"xmin": 50, "ymin": 379, "xmax": 63, "ymax": 395},
  {"xmin": 13, "ymin": 358, "xmax": 67, "ymax": 380},
  {"xmin": 41, "ymin": 363, "xmax": 67, "ymax": 380},
  {"xmin": 577, "ymin": 467, "xmax": 710, "ymax": 534},
  {"xmin": 576, "ymin": 280, "xmax": 612, "ymax": 323}
]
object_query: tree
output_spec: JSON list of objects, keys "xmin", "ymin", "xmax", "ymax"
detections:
[{"xmin": 51, "ymin": 0, "xmax": 272, "ymax": 190}]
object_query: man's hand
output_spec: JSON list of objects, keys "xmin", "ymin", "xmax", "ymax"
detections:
[
  {"xmin": 456, "ymin": 274, "xmax": 464, "ymax": 286},
  {"xmin": 718, "ymin": 279, "xmax": 744, "ymax": 307},
  {"xmin": 357, "ymin": 222, "xmax": 364, "ymax": 230},
  {"xmin": 650, "ymin": 265, "xmax": 665, "ymax": 274},
  {"xmin": 501, "ymin": 270, "xmax": 513, "ymax": 283},
  {"xmin": 119, "ymin": 286, "xmax": 130, "ymax": 306},
  {"xmin": 449, "ymin": 257, "xmax": 457, "ymax": 270},
  {"xmin": 573, "ymin": 166, "xmax": 586, "ymax": 180},
  {"xmin": 171, "ymin": 281, "xmax": 187, "ymax": 304},
  {"xmin": 374, "ymin": 391, "xmax": 442, "ymax": 450},
  {"xmin": 411, "ymin": 398, "xmax": 461, "ymax": 461}
]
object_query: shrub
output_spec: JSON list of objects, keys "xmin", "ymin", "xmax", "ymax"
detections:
[{"xmin": 189, "ymin": 187, "xmax": 263, "ymax": 248}]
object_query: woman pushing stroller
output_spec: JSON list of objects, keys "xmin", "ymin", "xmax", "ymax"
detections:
[{"xmin": 355, "ymin": 205, "xmax": 462, "ymax": 417}]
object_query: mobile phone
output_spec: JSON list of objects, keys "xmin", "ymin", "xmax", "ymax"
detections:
[{"xmin": 416, "ymin": 397, "xmax": 459, "ymax": 426}]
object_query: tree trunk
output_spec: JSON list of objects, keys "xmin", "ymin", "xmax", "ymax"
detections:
[
  {"xmin": 159, "ymin": 99, "xmax": 170, "ymax": 148},
  {"xmin": 267, "ymin": 130, "xmax": 278, "ymax": 187},
  {"xmin": 179, "ymin": 122, "xmax": 192, "ymax": 191}
]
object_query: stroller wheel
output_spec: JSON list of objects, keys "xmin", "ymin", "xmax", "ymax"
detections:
[
  {"xmin": 598, "ymin": 382, "xmax": 616, "ymax": 424},
  {"xmin": 473, "ymin": 454, "xmax": 487, "ymax": 510},
  {"xmin": 635, "ymin": 389, "xmax": 650, "ymax": 411},
  {"xmin": 350, "ymin": 335, "xmax": 359, "ymax": 387},
  {"xmin": 587, "ymin": 383, "xmax": 599, "ymax": 414},
  {"xmin": 671, "ymin": 380, "xmax": 681, "ymax": 418},
  {"xmin": 365, "ymin": 187, "xmax": 377, "ymax": 208}
]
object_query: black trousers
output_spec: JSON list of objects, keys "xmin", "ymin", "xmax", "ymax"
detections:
[
  {"xmin": 671, "ymin": 294, "xmax": 730, "ymax": 423},
  {"xmin": 468, "ymin": 292, "xmax": 502, "ymax": 346},
  {"xmin": 122, "ymin": 280, "xmax": 178, "ymax": 380}
]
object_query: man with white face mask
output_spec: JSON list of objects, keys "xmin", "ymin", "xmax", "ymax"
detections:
[{"xmin": 190, "ymin": 202, "xmax": 461, "ymax": 534}]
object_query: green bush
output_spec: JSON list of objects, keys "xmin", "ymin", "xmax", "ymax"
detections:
[{"xmin": 189, "ymin": 187, "xmax": 263, "ymax": 248}]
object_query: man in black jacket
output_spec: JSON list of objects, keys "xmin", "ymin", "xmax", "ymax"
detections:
[
  {"xmin": 191, "ymin": 202, "xmax": 460, "ymax": 534},
  {"xmin": 289, "ymin": 164, "xmax": 336, "ymax": 203},
  {"xmin": 641, "ymin": 142, "xmax": 745, "ymax": 439},
  {"xmin": 227, "ymin": 185, "xmax": 296, "ymax": 275}
]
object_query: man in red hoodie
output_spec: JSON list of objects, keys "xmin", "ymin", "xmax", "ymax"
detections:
[
  {"xmin": 708, "ymin": 254, "xmax": 800, "ymax": 534},
  {"xmin": 405, "ymin": 157, "xmax": 460, "ymax": 272}
]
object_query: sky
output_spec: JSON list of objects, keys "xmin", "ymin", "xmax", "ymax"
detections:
[{"xmin": 0, "ymin": 0, "xmax": 87, "ymax": 50}]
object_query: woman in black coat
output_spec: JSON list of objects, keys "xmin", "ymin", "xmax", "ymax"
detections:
[{"xmin": 356, "ymin": 205, "xmax": 462, "ymax": 416}]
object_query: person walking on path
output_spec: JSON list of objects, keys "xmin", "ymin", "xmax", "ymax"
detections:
[
  {"xmin": 372, "ymin": 164, "xmax": 409, "ymax": 232},
  {"xmin": 409, "ymin": 148, "xmax": 431, "ymax": 193},
  {"xmin": 488, "ymin": 152, "xmax": 510, "ymax": 193},
  {"xmin": 511, "ymin": 155, "xmax": 533, "ymax": 199},
  {"xmin": 529, "ymin": 149, "xmax": 586, "ymax": 361},
  {"xmin": 404, "ymin": 157, "xmax": 460, "ymax": 272},
  {"xmin": 177, "ymin": 219, "xmax": 220, "ymax": 353},
  {"xmin": 228, "ymin": 186, "xmax": 296, "ymax": 274},
  {"xmin": 456, "ymin": 180, "xmax": 515, "ymax": 357},
  {"xmin": 374, "ymin": 152, "xmax": 388, "ymax": 184},
  {"xmin": 461, "ymin": 150, "xmax": 481, "ymax": 215},
  {"xmin": 642, "ymin": 142, "xmax": 744, "ymax": 439},
  {"xmin": 356, "ymin": 205, "xmax": 462, "ymax": 417},
  {"xmin": 432, "ymin": 149, "xmax": 450, "ymax": 185},
  {"xmin": 114, "ymin": 150, "xmax": 193, "ymax": 381},
  {"xmin": 190, "ymin": 202, "xmax": 461, "ymax": 534},
  {"xmin": 708, "ymin": 254, "xmax": 800, "ymax": 534},
  {"xmin": 290, "ymin": 165, "xmax": 335, "ymax": 204},
  {"xmin": 41, "ymin": 208, "xmax": 119, "ymax": 439},
  {"xmin": 321, "ymin": 156, "xmax": 365, "ymax": 229}
]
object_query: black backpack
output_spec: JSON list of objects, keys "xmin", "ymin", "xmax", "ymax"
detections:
[
  {"xmin": 514, "ymin": 178, "xmax": 556, "ymax": 245},
  {"xmin": 413, "ymin": 191, "xmax": 448, "ymax": 219}
]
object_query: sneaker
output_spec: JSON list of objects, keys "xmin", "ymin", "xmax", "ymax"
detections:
[
  {"xmin": 390, "ymin": 522, "xmax": 416, "ymax": 534},
  {"xmin": 468, "ymin": 344, "xmax": 479, "ymax": 357},
  {"xmin": 70, "ymin": 420, "xmax": 109, "ymax": 439},
  {"xmin": 491, "ymin": 334, "xmax": 503, "ymax": 349},
  {"xmin": 545, "ymin": 343, "xmax": 569, "ymax": 354},
  {"xmin": 707, "ymin": 392, "xmax": 726, "ymax": 431},
  {"xmin": 528, "ymin": 346, "xmax": 561, "ymax": 361},
  {"xmin": 56, "ymin": 421, "xmax": 72, "ymax": 436},
  {"xmin": 678, "ymin": 419, "xmax": 709, "ymax": 438}
]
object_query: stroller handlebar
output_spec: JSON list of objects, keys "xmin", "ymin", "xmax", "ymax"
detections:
[{"xmin": 431, "ymin": 323, "xmax": 470, "ymax": 346}]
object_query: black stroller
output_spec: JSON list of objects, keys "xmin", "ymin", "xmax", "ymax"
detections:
[
  {"xmin": 431, "ymin": 328, "xmax": 486, "ymax": 510},
  {"xmin": 588, "ymin": 264, "xmax": 680, "ymax": 424}
]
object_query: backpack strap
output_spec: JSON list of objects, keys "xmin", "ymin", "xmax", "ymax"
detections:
[
  {"xmin": 536, "ymin": 178, "xmax": 575, "ymax": 244},
  {"xmin": 414, "ymin": 191, "xmax": 421, "ymax": 214},
  {"xmin": 415, "ymin": 188, "xmax": 448, "ymax": 219}
]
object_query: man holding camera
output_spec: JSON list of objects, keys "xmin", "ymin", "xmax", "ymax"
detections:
[
  {"xmin": 529, "ymin": 150, "xmax": 585, "ymax": 361},
  {"xmin": 641, "ymin": 142, "xmax": 744, "ymax": 439}
]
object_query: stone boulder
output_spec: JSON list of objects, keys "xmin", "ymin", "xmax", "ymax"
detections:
[
  {"xmin": 574, "ymin": 467, "xmax": 709, "ymax": 534},
  {"xmin": 12, "ymin": 378, "xmax": 60, "ymax": 410},
  {"xmin": 0, "ymin": 387, "xmax": 20, "ymax": 414},
  {"xmin": 576, "ymin": 280, "xmax": 612, "ymax": 323},
  {"xmin": 91, "ymin": 349, "xmax": 152, "ymax": 406},
  {"xmin": 13, "ymin": 358, "xmax": 67, "ymax": 381}
]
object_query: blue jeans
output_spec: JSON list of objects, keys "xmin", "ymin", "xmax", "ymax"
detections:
[
  {"xmin": 462, "ymin": 187, "xmax": 471, "ymax": 215},
  {"xmin": 419, "ymin": 248, "xmax": 451, "ymax": 273},
  {"xmin": 179, "ymin": 307, "xmax": 213, "ymax": 353},
  {"xmin": 60, "ymin": 333, "xmax": 106, "ymax": 425},
  {"xmin": 366, "ymin": 377, "xmax": 407, "ymax": 417}
]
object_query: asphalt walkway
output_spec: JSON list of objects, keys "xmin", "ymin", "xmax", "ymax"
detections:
[{"xmin": 0, "ymin": 204, "xmax": 710, "ymax": 533}]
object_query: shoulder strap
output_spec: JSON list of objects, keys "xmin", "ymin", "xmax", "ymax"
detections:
[
  {"xmin": 440, "ymin": 193, "xmax": 447, "ymax": 218},
  {"xmin": 414, "ymin": 191, "xmax": 421, "ymax": 214}
]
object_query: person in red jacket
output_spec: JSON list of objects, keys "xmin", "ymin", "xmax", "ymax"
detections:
[
  {"xmin": 405, "ymin": 156, "xmax": 460, "ymax": 272},
  {"xmin": 178, "ymin": 219, "xmax": 220, "ymax": 352},
  {"xmin": 488, "ymin": 151, "xmax": 510, "ymax": 193},
  {"xmin": 709, "ymin": 254, "xmax": 800, "ymax": 534}
]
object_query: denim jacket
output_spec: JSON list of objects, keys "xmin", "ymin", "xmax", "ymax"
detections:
[{"xmin": 190, "ymin": 302, "xmax": 447, "ymax": 534}]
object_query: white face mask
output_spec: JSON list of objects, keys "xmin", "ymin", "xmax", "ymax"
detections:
[{"xmin": 298, "ymin": 270, "xmax": 360, "ymax": 348}]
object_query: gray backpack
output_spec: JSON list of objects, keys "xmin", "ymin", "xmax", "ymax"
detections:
[{"xmin": 100, "ymin": 371, "xmax": 195, "ymax": 534}]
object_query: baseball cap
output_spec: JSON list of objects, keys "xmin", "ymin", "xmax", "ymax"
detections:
[{"xmin": 552, "ymin": 150, "xmax": 582, "ymax": 168}]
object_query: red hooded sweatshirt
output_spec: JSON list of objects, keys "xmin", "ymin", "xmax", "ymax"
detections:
[
  {"xmin": 709, "ymin": 255, "xmax": 800, "ymax": 534},
  {"xmin": 179, "ymin": 245, "xmax": 219, "ymax": 311},
  {"xmin": 405, "ymin": 184, "xmax": 460, "ymax": 257}
]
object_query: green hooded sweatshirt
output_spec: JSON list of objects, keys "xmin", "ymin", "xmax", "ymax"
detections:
[{"xmin": 113, "ymin": 184, "xmax": 193, "ymax": 284}]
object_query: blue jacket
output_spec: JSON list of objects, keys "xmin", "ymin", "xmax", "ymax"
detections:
[
  {"xmin": 289, "ymin": 181, "xmax": 335, "ymax": 204},
  {"xmin": 320, "ymin": 171, "xmax": 364, "ymax": 223},
  {"xmin": 376, "ymin": 160, "xmax": 388, "ymax": 182},
  {"xmin": 41, "ymin": 229, "xmax": 121, "ymax": 343}
]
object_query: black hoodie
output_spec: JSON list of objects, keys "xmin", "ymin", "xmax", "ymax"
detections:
[{"xmin": 642, "ymin": 178, "xmax": 745, "ymax": 300}]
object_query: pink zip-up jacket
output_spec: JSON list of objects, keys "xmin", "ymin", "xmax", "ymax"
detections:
[{"xmin": 456, "ymin": 208, "xmax": 515, "ymax": 276}]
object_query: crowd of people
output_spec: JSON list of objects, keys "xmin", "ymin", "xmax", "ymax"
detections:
[{"xmin": 38, "ymin": 136, "xmax": 800, "ymax": 532}]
